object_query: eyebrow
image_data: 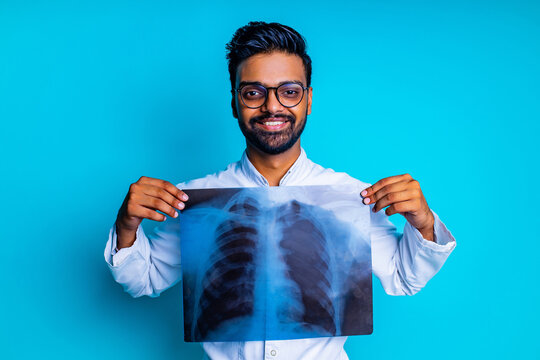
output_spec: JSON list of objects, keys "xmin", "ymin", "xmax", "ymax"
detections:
[{"xmin": 237, "ymin": 80, "xmax": 304, "ymax": 88}]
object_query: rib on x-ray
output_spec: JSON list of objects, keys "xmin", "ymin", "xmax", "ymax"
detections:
[
  {"xmin": 179, "ymin": 185, "xmax": 372, "ymax": 342},
  {"xmin": 194, "ymin": 195, "xmax": 259, "ymax": 340}
]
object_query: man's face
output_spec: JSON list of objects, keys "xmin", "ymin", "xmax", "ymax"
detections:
[{"xmin": 232, "ymin": 51, "xmax": 312, "ymax": 155}]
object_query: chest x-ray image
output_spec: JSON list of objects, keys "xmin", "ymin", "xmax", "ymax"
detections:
[{"xmin": 179, "ymin": 185, "xmax": 372, "ymax": 342}]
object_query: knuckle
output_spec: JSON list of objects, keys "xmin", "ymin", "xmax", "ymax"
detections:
[
  {"xmin": 146, "ymin": 210, "xmax": 157, "ymax": 220},
  {"xmin": 148, "ymin": 210, "xmax": 159, "ymax": 220},
  {"xmin": 161, "ymin": 201, "xmax": 171, "ymax": 213},
  {"xmin": 127, "ymin": 191, "xmax": 137, "ymax": 203},
  {"xmin": 157, "ymin": 188, "xmax": 167, "ymax": 198},
  {"xmin": 138, "ymin": 176, "xmax": 147, "ymax": 182},
  {"xmin": 158, "ymin": 199, "xmax": 167, "ymax": 211}
]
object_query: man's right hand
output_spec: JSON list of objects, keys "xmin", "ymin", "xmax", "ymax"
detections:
[{"xmin": 115, "ymin": 176, "xmax": 189, "ymax": 250}]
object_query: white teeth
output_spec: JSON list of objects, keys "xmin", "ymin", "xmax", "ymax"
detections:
[{"xmin": 263, "ymin": 121, "xmax": 284, "ymax": 126}]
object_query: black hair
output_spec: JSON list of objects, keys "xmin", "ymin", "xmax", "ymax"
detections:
[{"xmin": 225, "ymin": 21, "xmax": 312, "ymax": 90}]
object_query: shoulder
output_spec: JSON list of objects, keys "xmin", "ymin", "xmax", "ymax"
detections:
[
  {"xmin": 304, "ymin": 157, "xmax": 372, "ymax": 191},
  {"xmin": 174, "ymin": 160, "xmax": 244, "ymax": 190}
]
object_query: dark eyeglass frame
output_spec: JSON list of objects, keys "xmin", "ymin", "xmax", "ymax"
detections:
[{"xmin": 232, "ymin": 81, "xmax": 309, "ymax": 109}]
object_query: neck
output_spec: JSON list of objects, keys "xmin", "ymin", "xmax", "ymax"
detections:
[{"xmin": 245, "ymin": 141, "xmax": 301, "ymax": 186}]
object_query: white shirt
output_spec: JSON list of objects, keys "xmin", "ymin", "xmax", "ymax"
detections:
[{"xmin": 104, "ymin": 147, "xmax": 457, "ymax": 360}]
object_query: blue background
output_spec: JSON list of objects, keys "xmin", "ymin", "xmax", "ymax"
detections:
[{"xmin": 1, "ymin": 1, "xmax": 538, "ymax": 359}]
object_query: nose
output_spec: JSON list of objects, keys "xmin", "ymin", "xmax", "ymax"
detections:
[{"xmin": 260, "ymin": 88, "xmax": 285, "ymax": 114}]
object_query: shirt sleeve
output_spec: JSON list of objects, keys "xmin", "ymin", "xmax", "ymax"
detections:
[
  {"xmin": 103, "ymin": 217, "xmax": 182, "ymax": 298},
  {"xmin": 370, "ymin": 205, "xmax": 456, "ymax": 296}
]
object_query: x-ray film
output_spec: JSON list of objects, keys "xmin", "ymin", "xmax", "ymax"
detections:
[{"xmin": 179, "ymin": 184, "xmax": 372, "ymax": 342}]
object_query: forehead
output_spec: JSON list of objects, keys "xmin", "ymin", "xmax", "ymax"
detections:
[{"xmin": 236, "ymin": 51, "xmax": 306, "ymax": 86}]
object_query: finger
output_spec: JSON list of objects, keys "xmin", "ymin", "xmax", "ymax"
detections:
[
  {"xmin": 141, "ymin": 184, "xmax": 186, "ymax": 210},
  {"xmin": 384, "ymin": 199, "xmax": 420, "ymax": 216},
  {"xmin": 136, "ymin": 193, "xmax": 179, "ymax": 219},
  {"xmin": 138, "ymin": 176, "xmax": 189, "ymax": 202},
  {"xmin": 361, "ymin": 173, "xmax": 413, "ymax": 199},
  {"xmin": 129, "ymin": 203, "xmax": 168, "ymax": 222},
  {"xmin": 363, "ymin": 180, "xmax": 411, "ymax": 206},
  {"xmin": 372, "ymin": 188, "xmax": 418, "ymax": 213}
]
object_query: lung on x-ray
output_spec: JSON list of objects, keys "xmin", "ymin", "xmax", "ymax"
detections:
[{"xmin": 179, "ymin": 184, "xmax": 372, "ymax": 342}]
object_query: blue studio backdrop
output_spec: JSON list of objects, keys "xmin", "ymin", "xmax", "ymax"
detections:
[{"xmin": 1, "ymin": 1, "xmax": 538, "ymax": 359}]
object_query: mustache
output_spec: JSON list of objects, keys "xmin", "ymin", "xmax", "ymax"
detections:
[{"xmin": 250, "ymin": 113, "xmax": 295, "ymax": 124}]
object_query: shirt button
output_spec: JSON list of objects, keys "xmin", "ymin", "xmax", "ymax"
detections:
[{"xmin": 270, "ymin": 350, "xmax": 277, "ymax": 356}]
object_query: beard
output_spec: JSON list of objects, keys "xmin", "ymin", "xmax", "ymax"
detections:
[{"xmin": 237, "ymin": 110, "xmax": 307, "ymax": 155}]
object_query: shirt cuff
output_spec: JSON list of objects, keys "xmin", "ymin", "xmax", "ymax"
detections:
[
  {"xmin": 104, "ymin": 222, "xmax": 145, "ymax": 267},
  {"xmin": 404, "ymin": 209, "xmax": 456, "ymax": 252}
]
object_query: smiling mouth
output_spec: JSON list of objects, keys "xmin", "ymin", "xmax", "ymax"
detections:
[
  {"xmin": 257, "ymin": 120, "xmax": 289, "ymax": 131},
  {"xmin": 262, "ymin": 120, "xmax": 284, "ymax": 125},
  {"xmin": 254, "ymin": 117, "xmax": 291, "ymax": 131}
]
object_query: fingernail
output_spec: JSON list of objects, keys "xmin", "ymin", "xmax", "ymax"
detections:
[
  {"xmin": 363, "ymin": 197, "xmax": 370, "ymax": 205},
  {"xmin": 174, "ymin": 211, "xmax": 178, "ymax": 218},
  {"xmin": 182, "ymin": 194, "xmax": 188, "ymax": 201},
  {"xmin": 178, "ymin": 202, "xmax": 185, "ymax": 209},
  {"xmin": 361, "ymin": 190, "xmax": 367, "ymax": 196}
]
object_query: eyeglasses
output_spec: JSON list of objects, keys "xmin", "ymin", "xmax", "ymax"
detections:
[{"xmin": 233, "ymin": 82, "xmax": 309, "ymax": 109}]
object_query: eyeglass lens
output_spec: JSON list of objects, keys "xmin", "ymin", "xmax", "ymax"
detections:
[{"xmin": 240, "ymin": 83, "xmax": 304, "ymax": 108}]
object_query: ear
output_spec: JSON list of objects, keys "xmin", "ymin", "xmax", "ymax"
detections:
[
  {"xmin": 307, "ymin": 87, "xmax": 312, "ymax": 115},
  {"xmin": 231, "ymin": 93, "xmax": 238, "ymax": 119}
]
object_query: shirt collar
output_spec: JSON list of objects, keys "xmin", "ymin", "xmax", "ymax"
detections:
[{"xmin": 239, "ymin": 146, "xmax": 310, "ymax": 186}]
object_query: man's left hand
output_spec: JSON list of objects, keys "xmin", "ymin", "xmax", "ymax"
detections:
[{"xmin": 360, "ymin": 173, "xmax": 436, "ymax": 241}]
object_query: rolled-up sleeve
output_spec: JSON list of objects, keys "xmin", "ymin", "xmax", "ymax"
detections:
[
  {"xmin": 371, "ymin": 206, "xmax": 456, "ymax": 296},
  {"xmin": 103, "ymin": 216, "xmax": 182, "ymax": 298}
]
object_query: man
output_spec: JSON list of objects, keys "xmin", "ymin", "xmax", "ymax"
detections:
[{"xmin": 104, "ymin": 21, "xmax": 456, "ymax": 359}]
